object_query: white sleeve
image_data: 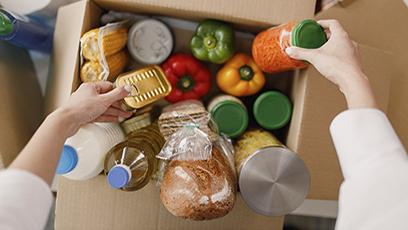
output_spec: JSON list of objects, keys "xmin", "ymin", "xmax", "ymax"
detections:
[
  {"xmin": 0, "ymin": 169, "xmax": 53, "ymax": 230},
  {"xmin": 330, "ymin": 109, "xmax": 408, "ymax": 230}
]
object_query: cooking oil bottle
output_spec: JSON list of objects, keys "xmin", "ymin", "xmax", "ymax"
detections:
[{"xmin": 104, "ymin": 123, "xmax": 165, "ymax": 191}]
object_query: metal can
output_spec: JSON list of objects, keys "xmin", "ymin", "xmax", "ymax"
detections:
[
  {"xmin": 128, "ymin": 19, "xmax": 173, "ymax": 65},
  {"xmin": 120, "ymin": 112, "xmax": 152, "ymax": 135},
  {"xmin": 207, "ymin": 94, "xmax": 248, "ymax": 138},
  {"xmin": 235, "ymin": 129, "xmax": 310, "ymax": 217},
  {"xmin": 115, "ymin": 65, "xmax": 172, "ymax": 109}
]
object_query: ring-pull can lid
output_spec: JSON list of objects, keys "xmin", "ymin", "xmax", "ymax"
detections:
[
  {"xmin": 128, "ymin": 19, "xmax": 173, "ymax": 65},
  {"xmin": 239, "ymin": 147, "xmax": 310, "ymax": 216}
]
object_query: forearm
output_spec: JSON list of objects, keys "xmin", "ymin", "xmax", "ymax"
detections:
[
  {"xmin": 338, "ymin": 70, "xmax": 378, "ymax": 109},
  {"xmin": 10, "ymin": 108, "xmax": 79, "ymax": 185}
]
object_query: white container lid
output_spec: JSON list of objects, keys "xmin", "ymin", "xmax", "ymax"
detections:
[{"xmin": 127, "ymin": 19, "xmax": 173, "ymax": 65}]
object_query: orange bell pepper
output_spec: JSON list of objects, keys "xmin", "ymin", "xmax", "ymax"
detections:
[{"xmin": 216, "ymin": 53, "xmax": 265, "ymax": 97}]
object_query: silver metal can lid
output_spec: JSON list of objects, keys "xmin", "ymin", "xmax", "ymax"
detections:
[{"xmin": 239, "ymin": 146, "xmax": 310, "ymax": 216}]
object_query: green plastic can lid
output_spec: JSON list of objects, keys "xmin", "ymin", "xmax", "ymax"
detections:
[
  {"xmin": 253, "ymin": 91, "xmax": 292, "ymax": 130},
  {"xmin": 291, "ymin": 19, "xmax": 327, "ymax": 49},
  {"xmin": 0, "ymin": 11, "xmax": 13, "ymax": 36},
  {"xmin": 210, "ymin": 101, "xmax": 248, "ymax": 138}
]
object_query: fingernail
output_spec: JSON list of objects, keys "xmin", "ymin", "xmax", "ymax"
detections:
[
  {"xmin": 124, "ymin": 85, "xmax": 132, "ymax": 94},
  {"xmin": 118, "ymin": 117, "xmax": 126, "ymax": 123},
  {"xmin": 285, "ymin": 47, "xmax": 294, "ymax": 55}
]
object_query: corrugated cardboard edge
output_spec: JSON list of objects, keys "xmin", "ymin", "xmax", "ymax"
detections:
[
  {"xmin": 94, "ymin": 0, "xmax": 316, "ymax": 28},
  {"xmin": 44, "ymin": 0, "xmax": 103, "ymax": 115}
]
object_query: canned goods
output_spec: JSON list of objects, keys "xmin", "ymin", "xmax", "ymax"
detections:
[
  {"xmin": 128, "ymin": 19, "xmax": 173, "ymax": 65},
  {"xmin": 207, "ymin": 95, "xmax": 248, "ymax": 138},
  {"xmin": 253, "ymin": 19, "xmax": 327, "ymax": 73},
  {"xmin": 120, "ymin": 112, "xmax": 152, "ymax": 135},
  {"xmin": 253, "ymin": 91, "xmax": 292, "ymax": 130},
  {"xmin": 235, "ymin": 129, "xmax": 310, "ymax": 217},
  {"xmin": 115, "ymin": 65, "xmax": 172, "ymax": 109}
]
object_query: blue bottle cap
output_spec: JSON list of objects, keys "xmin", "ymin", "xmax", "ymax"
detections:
[
  {"xmin": 107, "ymin": 165, "xmax": 131, "ymax": 189},
  {"xmin": 56, "ymin": 145, "xmax": 78, "ymax": 174}
]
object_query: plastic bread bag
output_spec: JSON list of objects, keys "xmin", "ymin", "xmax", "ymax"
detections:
[
  {"xmin": 156, "ymin": 100, "xmax": 237, "ymax": 220},
  {"xmin": 80, "ymin": 21, "xmax": 129, "ymax": 82}
]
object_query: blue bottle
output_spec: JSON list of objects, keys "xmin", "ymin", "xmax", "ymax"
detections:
[{"xmin": 0, "ymin": 9, "xmax": 53, "ymax": 53}]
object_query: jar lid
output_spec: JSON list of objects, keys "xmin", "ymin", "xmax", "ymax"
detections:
[
  {"xmin": 291, "ymin": 19, "xmax": 327, "ymax": 49},
  {"xmin": 253, "ymin": 91, "xmax": 292, "ymax": 130},
  {"xmin": 107, "ymin": 164, "xmax": 132, "ymax": 189},
  {"xmin": 239, "ymin": 147, "xmax": 310, "ymax": 216},
  {"xmin": 210, "ymin": 101, "xmax": 248, "ymax": 138},
  {"xmin": 56, "ymin": 145, "xmax": 78, "ymax": 175},
  {"xmin": 127, "ymin": 19, "xmax": 173, "ymax": 65},
  {"xmin": 0, "ymin": 11, "xmax": 13, "ymax": 36}
]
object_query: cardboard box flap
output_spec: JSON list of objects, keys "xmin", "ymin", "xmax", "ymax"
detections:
[
  {"xmin": 56, "ymin": 176, "xmax": 284, "ymax": 230},
  {"xmin": 94, "ymin": 0, "xmax": 316, "ymax": 27},
  {"xmin": 316, "ymin": 0, "xmax": 408, "ymax": 148},
  {"xmin": 293, "ymin": 0, "xmax": 408, "ymax": 200},
  {"xmin": 45, "ymin": 0, "xmax": 103, "ymax": 114}
]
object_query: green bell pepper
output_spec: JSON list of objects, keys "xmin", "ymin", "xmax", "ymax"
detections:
[{"xmin": 190, "ymin": 19, "xmax": 235, "ymax": 64}]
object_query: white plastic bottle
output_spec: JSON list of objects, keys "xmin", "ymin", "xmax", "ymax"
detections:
[{"xmin": 56, "ymin": 122, "xmax": 125, "ymax": 180}]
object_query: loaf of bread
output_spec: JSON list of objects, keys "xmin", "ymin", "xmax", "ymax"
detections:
[{"xmin": 160, "ymin": 146, "xmax": 236, "ymax": 220}]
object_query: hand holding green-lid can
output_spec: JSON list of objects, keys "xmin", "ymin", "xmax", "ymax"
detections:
[{"xmin": 252, "ymin": 19, "xmax": 327, "ymax": 73}]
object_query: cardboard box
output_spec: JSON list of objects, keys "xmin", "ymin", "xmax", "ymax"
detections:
[
  {"xmin": 48, "ymin": 0, "xmax": 317, "ymax": 229},
  {"xmin": 293, "ymin": 0, "xmax": 408, "ymax": 200},
  {"xmin": 46, "ymin": 0, "xmax": 408, "ymax": 228},
  {"xmin": 0, "ymin": 41, "xmax": 43, "ymax": 167}
]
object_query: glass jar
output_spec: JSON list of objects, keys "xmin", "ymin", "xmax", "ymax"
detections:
[{"xmin": 252, "ymin": 19, "xmax": 327, "ymax": 73}]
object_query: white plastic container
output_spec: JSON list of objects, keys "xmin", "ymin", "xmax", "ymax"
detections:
[{"xmin": 56, "ymin": 122, "xmax": 125, "ymax": 180}]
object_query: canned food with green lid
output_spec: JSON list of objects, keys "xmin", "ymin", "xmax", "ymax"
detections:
[
  {"xmin": 207, "ymin": 95, "xmax": 248, "ymax": 138},
  {"xmin": 253, "ymin": 91, "xmax": 292, "ymax": 130}
]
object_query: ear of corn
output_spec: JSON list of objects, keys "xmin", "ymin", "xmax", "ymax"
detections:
[
  {"xmin": 81, "ymin": 27, "xmax": 128, "ymax": 61},
  {"xmin": 106, "ymin": 50, "xmax": 128, "ymax": 82},
  {"xmin": 80, "ymin": 50, "xmax": 128, "ymax": 83},
  {"xmin": 101, "ymin": 28, "xmax": 128, "ymax": 58},
  {"xmin": 81, "ymin": 29, "xmax": 100, "ymax": 61},
  {"xmin": 80, "ymin": 61, "xmax": 103, "ymax": 82}
]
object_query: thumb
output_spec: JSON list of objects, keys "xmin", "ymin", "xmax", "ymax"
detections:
[
  {"xmin": 100, "ymin": 85, "xmax": 132, "ymax": 104},
  {"xmin": 285, "ymin": 46, "xmax": 316, "ymax": 62}
]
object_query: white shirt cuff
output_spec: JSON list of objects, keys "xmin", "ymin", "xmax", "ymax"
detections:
[
  {"xmin": 0, "ymin": 169, "xmax": 53, "ymax": 230},
  {"xmin": 330, "ymin": 109, "xmax": 407, "ymax": 179}
]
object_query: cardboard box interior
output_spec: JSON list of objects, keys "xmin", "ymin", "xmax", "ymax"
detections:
[
  {"xmin": 48, "ymin": 0, "xmax": 408, "ymax": 228},
  {"xmin": 0, "ymin": 41, "xmax": 43, "ymax": 167},
  {"xmin": 51, "ymin": 0, "xmax": 319, "ymax": 229}
]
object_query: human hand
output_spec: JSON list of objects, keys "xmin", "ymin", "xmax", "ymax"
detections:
[
  {"xmin": 285, "ymin": 20, "xmax": 377, "ymax": 109},
  {"xmin": 55, "ymin": 81, "xmax": 132, "ymax": 136}
]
